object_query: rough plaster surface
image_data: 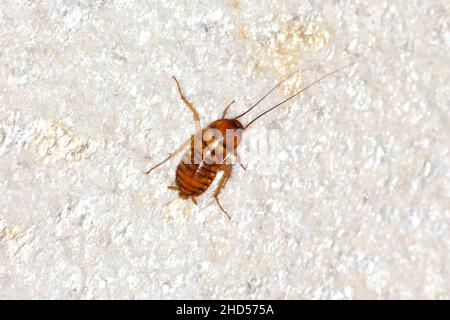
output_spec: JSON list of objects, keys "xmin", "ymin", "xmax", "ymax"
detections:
[{"xmin": 0, "ymin": 0, "xmax": 449, "ymax": 299}]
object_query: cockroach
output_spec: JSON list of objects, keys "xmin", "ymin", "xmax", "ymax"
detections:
[{"xmin": 145, "ymin": 62, "xmax": 357, "ymax": 218}]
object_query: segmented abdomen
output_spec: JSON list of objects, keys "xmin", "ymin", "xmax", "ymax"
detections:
[
  {"xmin": 175, "ymin": 161, "xmax": 219, "ymax": 198},
  {"xmin": 175, "ymin": 127, "xmax": 232, "ymax": 199}
]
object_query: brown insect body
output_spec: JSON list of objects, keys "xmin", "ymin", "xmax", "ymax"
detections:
[
  {"xmin": 146, "ymin": 63, "xmax": 357, "ymax": 218},
  {"xmin": 176, "ymin": 119, "xmax": 244, "ymax": 200}
]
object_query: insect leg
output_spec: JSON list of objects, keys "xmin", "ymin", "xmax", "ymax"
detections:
[
  {"xmin": 144, "ymin": 135, "xmax": 192, "ymax": 175},
  {"xmin": 213, "ymin": 164, "xmax": 233, "ymax": 219},
  {"xmin": 221, "ymin": 100, "xmax": 236, "ymax": 118},
  {"xmin": 234, "ymin": 151, "xmax": 246, "ymax": 171},
  {"xmin": 171, "ymin": 76, "xmax": 201, "ymax": 133}
]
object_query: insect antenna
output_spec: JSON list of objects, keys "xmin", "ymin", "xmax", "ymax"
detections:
[
  {"xmin": 233, "ymin": 70, "xmax": 300, "ymax": 120},
  {"xmin": 243, "ymin": 62, "xmax": 358, "ymax": 130}
]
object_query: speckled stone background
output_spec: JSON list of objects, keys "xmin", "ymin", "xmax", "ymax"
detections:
[{"xmin": 0, "ymin": 0, "xmax": 449, "ymax": 299}]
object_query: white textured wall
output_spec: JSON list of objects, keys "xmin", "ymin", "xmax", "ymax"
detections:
[{"xmin": 0, "ymin": 0, "xmax": 449, "ymax": 299}]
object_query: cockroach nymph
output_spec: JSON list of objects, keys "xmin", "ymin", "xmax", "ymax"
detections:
[{"xmin": 146, "ymin": 63, "xmax": 356, "ymax": 218}]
